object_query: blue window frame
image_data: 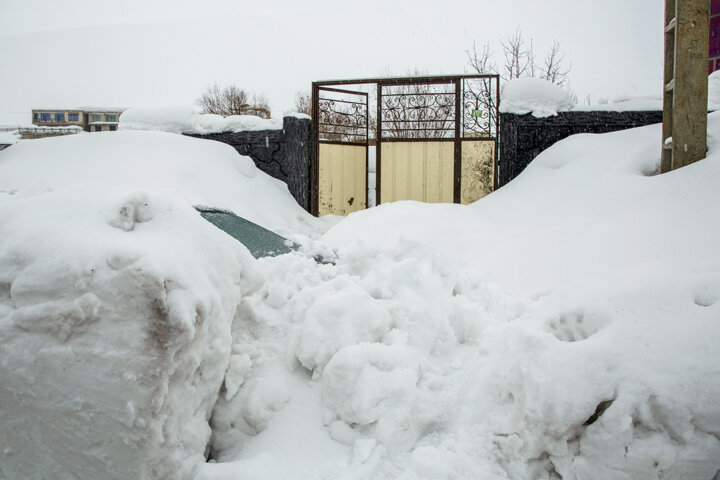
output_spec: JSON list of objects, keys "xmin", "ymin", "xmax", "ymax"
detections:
[
  {"xmin": 68, "ymin": 113, "xmax": 79, "ymax": 122},
  {"xmin": 33, "ymin": 113, "xmax": 38, "ymax": 121},
  {"xmin": 54, "ymin": 113, "xmax": 65, "ymax": 122},
  {"xmin": 40, "ymin": 113, "xmax": 51, "ymax": 122}
]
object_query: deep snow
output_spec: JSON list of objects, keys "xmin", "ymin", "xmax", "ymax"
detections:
[
  {"xmin": 0, "ymin": 130, "xmax": 313, "ymax": 235},
  {"xmin": 1, "ymin": 113, "xmax": 719, "ymax": 479}
]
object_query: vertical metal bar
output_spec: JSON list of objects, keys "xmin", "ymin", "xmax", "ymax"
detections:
[
  {"xmin": 311, "ymin": 83, "xmax": 320, "ymax": 216},
  {"xmin": 453, "ymin": 79, "xmax": 461, "ymax": 204},
  {"xmin": 494, "ymin": 75, "xmax": 500, "ymax": 191},
  {"xmin": 376, "ymin": 82, "xmax": 382, "ymax": 206},
  {"xmin": 365, "ymin": 91, "xmax": 369, "ymax": 209}
]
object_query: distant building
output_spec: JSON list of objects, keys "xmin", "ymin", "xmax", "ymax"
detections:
[
  {"xmin": 31, "ymin": 107, "xmax": 127, "ymax": 132},
  {"xmin": 710, "ymin": 0, "xmax": 720, "ymax": 73}
]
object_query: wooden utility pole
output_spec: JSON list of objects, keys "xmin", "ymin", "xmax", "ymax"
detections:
[{"xmin": 662, "ymin": 0, "xmax": 710, "ymax": 172}]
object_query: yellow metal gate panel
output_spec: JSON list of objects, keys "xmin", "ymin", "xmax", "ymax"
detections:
[
  {"xmin": 318, "ymin": 143, "xmax": 367, "ymax": 216},
  {"xmin": 380, "ymin": 141, "xmax": 454, "ymax": 204},
  {"xmin": 460, "ymin": 140, "xmax": 495, "ymax": 204}
]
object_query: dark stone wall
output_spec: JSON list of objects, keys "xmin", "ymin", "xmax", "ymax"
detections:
[
  {"xmin": 498, "ymin": 110, "xmax": 663, "ymax": 187},
  {"xmin": 186, "ymin": 116, "xmax": 313, "ymax": 213}
]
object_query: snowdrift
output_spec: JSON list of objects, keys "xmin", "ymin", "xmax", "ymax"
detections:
[
  {"xmin": 500, "ymin": 77, "xmax": 576, "ymax": 117},
  {"xmin": 2, "ymin": 112, "xmax": 720, "ymax": 479},
  {"xmin": 0, "ymin": 130, "xmax": 312, "ymax": 234},
  {"xmin": 201, "ymin": 115, "xmax": 720, "ymax": 478},
  {"xmin": 0, "ymin": 187, "xmax": 264, "ymax": 479},
  {"xmin": 0, "ymin": 131, "xmax": 312, "ymax": 479}
]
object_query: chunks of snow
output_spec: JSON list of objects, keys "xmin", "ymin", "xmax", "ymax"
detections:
[
  {"xmin": 0, "ymin": 187, "xmax": 264, "ymax": 479},
  {"xmin": 499, "ymin": 77, "xmax": 576, "ymax": 117},
  {"xmin": 119, "ymin": 106, "xmax": 283, "ymax": 134}
]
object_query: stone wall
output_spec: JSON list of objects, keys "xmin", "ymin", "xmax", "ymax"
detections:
[
  {"xmin": 498, "ymin": 111, "xmax": 663, "ymax": 187},
  {"xmin": 186, "ymin": 116, "xmax": 313, "ymax": 213}
]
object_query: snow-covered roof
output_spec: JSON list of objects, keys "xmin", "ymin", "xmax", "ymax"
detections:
[
  {"xmin": 77, "ymin": 107, "xmax": 128, "ymax": 112},
  {"xmin": 33, "ymin": 107, "xmax": 128, "ymax": 113}
]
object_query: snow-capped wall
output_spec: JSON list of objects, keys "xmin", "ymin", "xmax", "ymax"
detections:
[
  {"xmin": 119, "ymin": 106, "xmax": 283, "ymax": 134},
  {"xmin": 499, "ymin": 77, "xmax": 576, "ymax": 118}
]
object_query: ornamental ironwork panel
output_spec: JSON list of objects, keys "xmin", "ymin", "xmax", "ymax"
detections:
[
  {"xmin": 379, "ymin": 83, "xmax": 456, "ymax": 139},
  {"xmin": 317, "ymin": 87, "xmax": 368, "ymax": 143},
  {"xmin": 462, "ymin": 76, "xmax": 499, "ymax": 138}
]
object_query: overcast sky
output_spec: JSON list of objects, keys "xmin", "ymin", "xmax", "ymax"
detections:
[{"xmin": 0, "ymin": 0, "xmax": 663, "ymax": 124}]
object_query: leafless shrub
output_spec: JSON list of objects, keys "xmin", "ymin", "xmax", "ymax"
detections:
[{"xmin": 196, "ymin": 84, "xmax": 271, "ymax": 118}]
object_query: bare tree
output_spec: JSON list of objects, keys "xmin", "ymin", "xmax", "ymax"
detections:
[
  {"xmin": 537, "ymin": 40, "xmax": 570, "ymax": 87},
  {"xmin": 466, "ymin": 41, "xmax": 497, "ymax": 76},
  {"xmin": 292, "ymin": 90, "xmax": 312, "ymax": 116},
  {"xmin": 500, "ymin": 29, "xmax": 536, "ymax": 82},
  {"xmin": 466, "ymin": 29, "xmax": 570, "ymax": 87},
  {"xmin": 196, "ymin": 84, "xmax": 271, "ymax": 118}
]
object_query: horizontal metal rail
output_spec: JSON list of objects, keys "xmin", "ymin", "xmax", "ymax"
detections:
[
  {"xmin": 381, "ymin": 91, "xmax": 455, "ymax": 97},
  {"xmin": 314, "ymin": 74, "xmax": 498, "ymax": 87},
  {"xmin": 318, "ymin": 140, "xmax": 368, "ymax": 147},
  {"xmin": 318, "ymin": 86, "xmax": 369, "ymax": 96},
  {"xmin": 318, "ymin": 98, "xmax": 368, "ymax": 106}
]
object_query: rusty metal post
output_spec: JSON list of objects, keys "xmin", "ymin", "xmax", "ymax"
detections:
[
  {"xmin": 453, "ymin": 79, "xmax": 462, "ymax": 203},
  {"xmin": 311, "ymin": 82, "xmax": 320, "ymax": 216},
  {"xmin": 376, "ymin": 83, "xmax": 382, "ymax": 206}
]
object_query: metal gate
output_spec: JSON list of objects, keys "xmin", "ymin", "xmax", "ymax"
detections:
[
  {"xmin": 313, "ymin": 86, "xmax": 368, "ymax": 216},
  {"xmin": 311, "ymin": 74, "xmax": 498, "ymax": 216}
]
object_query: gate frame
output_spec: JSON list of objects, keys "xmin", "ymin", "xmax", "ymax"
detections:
[
  {"xmin": 312, "ymin": 85, "xmax": 369, "ymax": 216},
  {"xmin": 312, "ymin": 74, "xmax": 499, "ymax": 215}
]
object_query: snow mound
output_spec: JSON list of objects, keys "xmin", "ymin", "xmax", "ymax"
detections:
[
  {"xmin": 500, "ymin": 77, "xmax": 576, "ymax": 117},
  {"xmin": 4, "ymin": 103, "xmax": 720, "ymax": 479},
  {"xmin": 197, "ymin": 115, "xmax": 720, "ymax": 479},
  {"xmin": 573, "ymin": 94, "xmax": 663, "ymax": 112},
  {"xmin": 0, "ymin": 130, "xmax": 312, "ymax": 233},
  {"xmin": 119, "ymin": 106, "xmax": 283, "ymax": 134},
  {"xmin": 0, "ymin": 130, "xmax": 21, "ymax": 145},
  {"xmin": 0, "ymin": 187, "xmax": 265, "ymax": 479},
  {"xmin": 708, "ymin": 70, "xmax": 720, "ymax": 111}
]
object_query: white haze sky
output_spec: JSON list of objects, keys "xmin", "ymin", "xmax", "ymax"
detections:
[{"xmin": 0, "ymin": 0, "xmax": 662, "ymax": 124}]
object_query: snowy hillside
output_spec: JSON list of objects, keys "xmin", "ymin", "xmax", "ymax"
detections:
[{"xmin": 1, "ymin": 113, "xmax": 719, "ymax": 480}]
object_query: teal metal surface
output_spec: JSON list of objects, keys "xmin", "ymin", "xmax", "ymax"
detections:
[{"xmin": 197, "ymin": 207, "xmax": 295, "ymax": 259}]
